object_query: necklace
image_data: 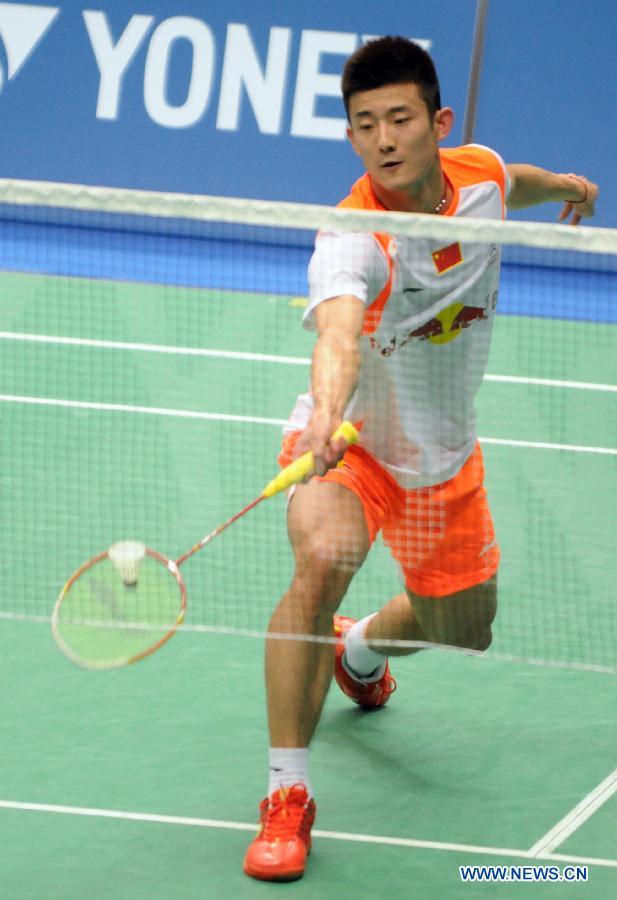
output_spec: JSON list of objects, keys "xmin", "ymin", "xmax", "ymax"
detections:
[{"xmin": 434, "ymin": 191, "xmax": 448, "ymax": 214}]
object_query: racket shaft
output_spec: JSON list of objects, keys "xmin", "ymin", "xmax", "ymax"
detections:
[{"xmin": 175, "ymin": 495, "xmax": 264, "ymax": 567}]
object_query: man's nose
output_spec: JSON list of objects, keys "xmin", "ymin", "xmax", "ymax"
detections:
[{"xmin": 377, "ymin": 122, "xmax": 396, "ymax": 153}]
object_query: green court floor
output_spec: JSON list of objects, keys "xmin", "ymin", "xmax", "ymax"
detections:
[
  {"xmin": 1, "ymin": 270, "xmax": 616, "ymax": 897},
  {"xmin": 1, "ymin": 627, "xmax": 616, "ymax": 898}
]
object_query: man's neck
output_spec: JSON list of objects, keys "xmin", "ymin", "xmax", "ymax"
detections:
[{"xmin": 370, "ymin": 169, "xmax": 451, "ymax": 215}]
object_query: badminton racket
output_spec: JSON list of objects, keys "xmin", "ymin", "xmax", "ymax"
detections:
[{"xmin": 52, "ymin": 421, "xmax": 358, "ymax": 670}]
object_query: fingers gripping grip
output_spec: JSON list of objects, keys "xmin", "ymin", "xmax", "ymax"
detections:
[{"xmin": 261, "ymin": 421, "xmax": 359, "ymax": 499}]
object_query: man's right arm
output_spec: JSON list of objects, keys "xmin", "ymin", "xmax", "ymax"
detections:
[{"xmin": 297, "ymin": 293, "xmax": 365, "ymax": 474}]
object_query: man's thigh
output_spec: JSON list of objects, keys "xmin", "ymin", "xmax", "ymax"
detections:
[{"xmin": 383, "ymin": 444, "xmax": 500, "ymax": 598}]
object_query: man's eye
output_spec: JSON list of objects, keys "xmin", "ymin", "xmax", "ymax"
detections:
[{"xmin": 395, "ymin": 117, "xmax": 410, "ymax": 125}]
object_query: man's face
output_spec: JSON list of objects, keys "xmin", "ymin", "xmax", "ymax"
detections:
[{"xmin": 347, "ymin": 82, "xmax": 447, "ymax": 194}]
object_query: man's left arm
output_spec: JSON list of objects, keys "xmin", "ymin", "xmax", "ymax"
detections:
[{"xmin": 506, "ymin": 164, "xmax": 598, "ymax": 225}]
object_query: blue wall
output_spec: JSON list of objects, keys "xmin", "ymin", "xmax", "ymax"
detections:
[
  {"xmin": 0, "ymin": 0, "xmax": 613, "ymax": 226},
  {"xmin": 475, "ymin": 0, "xmax": 616, "ymax": 227}
]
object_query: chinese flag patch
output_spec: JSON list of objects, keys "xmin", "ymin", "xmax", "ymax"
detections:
[{"xmin": 432, "ymin": 242, "xmax": 463, "ymax": 274}]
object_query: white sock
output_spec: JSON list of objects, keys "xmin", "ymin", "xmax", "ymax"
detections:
[
  {"xmin": 268, "ymin": 747, "xmax": 313, "ymax": 798},
  {"xmin": 343, "ymin": 614, "xmax": 387, "ymax": 681}
]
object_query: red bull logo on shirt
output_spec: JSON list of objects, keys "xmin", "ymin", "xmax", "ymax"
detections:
[{"xmin": 369, "ymin": 301, "xmax": 491, "ymax": 356}]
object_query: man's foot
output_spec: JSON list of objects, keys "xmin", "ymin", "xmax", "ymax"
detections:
[
  {"xmin": 243, "ymin": 784, "xmax": 316, "ymax": 882},
  {"xmin": 333, "ymin": 615, "xmax": 397, "ymax": 708}
]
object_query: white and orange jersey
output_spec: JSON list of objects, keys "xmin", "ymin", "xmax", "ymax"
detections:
[{"xmin": 287, "ymin": 144, "xmax": 511, "ymax": 488}]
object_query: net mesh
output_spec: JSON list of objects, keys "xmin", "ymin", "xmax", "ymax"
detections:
[{"xmin": 0, "ymin": 179, "xmax": 615, "ymax": 673}]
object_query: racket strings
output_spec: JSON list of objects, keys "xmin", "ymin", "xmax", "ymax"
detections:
[{"xmin": 53, "ymin": 554, "xmax": 184, "ymax": 668}]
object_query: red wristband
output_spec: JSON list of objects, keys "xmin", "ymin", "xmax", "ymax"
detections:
[{"xmin": 568, "ymin": 177, "xmax": 587, "ymax": 204}]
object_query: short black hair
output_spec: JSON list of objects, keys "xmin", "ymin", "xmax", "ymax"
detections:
[{"xmin": 342, "ymin": 36, "xmax": 442, "ymax": 120}]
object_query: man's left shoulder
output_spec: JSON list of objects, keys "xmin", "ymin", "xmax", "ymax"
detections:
[
  {"xmin": 440, "ymin": 144, "xmax": 502, "ymax": 166},
  {"xmin": 441, "ymin": 144, "xmax": 508, "ymax": 197}
]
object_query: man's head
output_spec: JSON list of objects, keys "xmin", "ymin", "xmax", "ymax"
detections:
[
  {"xmin": 341, "ymin": 37, "xmax": 453, "ymax": 207},
  {"xmin": 342, "ymin": 36, "xmax": 442, "ymax": 121}
]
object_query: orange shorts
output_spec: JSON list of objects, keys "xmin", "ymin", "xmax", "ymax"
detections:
[{"xmin": 279, "ymin": 434, "xmax": 500, "ymax": 598}]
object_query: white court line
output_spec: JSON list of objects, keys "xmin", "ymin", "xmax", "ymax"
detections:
[
  {"xmin": 1, "ymin": 394, "xmax": 616, "ymax": 456},
  {"xmin": 484, "ymin": 374, "xmax": 617, "ymax": 393},
  {"xmin": 0, "ymin": 332, "xmax": 310, "ymax": 367},
  {"xmin": 0, "ymin": 395, "xmax": 286, "ymax": 428},
  {"xmin": 0, "ymin": 331, "xmax": 616, "ymax": 393},
  {"xmin": 479, "ymin": 436, "xmax": 617, "ymax": 456},
  {"xmin": 528, "ymin": 767, "xmax": 617, "ymax": 857},
  {"xmin": 1, "ymin": 799, "xmax": 616, "ymax": 869}
]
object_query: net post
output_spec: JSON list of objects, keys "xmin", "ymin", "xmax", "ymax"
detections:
[{"xmin": 462, "ymin": 0, "xmax": 490, "ymax": 145}]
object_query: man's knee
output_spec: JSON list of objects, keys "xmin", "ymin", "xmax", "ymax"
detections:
[
  {"xmin": 288, "ymin": 481, "xmax": 370, "ymax": 586},
  {"xmin": 468, "ymin": 577, "xmax": 497, "ymax": 648},
  {"xmin": 297, "ymin": 531, "xmax": 366, "ymax": 577},
  {"xmin": 468, "ymin": 625, "xmax": 493, "ymax": 652},
  {"xmin": 288, "ymin": 535, "xmax": 363, "ymax": 620},
  {"xmin": 452, "ymin": 576, "xmax": 497, "ymax": 650},
  {"xmin": 283, "ymin": 524, "xmax": 368, "ymax": 624},
  {"xmin": 408, "ymin": 576, "xmax": 498, "ymax": 651}
]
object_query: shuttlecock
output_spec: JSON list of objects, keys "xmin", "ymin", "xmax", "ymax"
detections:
[{"xmin": 108, "ymin": 540, "xmax": 146, "ymax": 586}]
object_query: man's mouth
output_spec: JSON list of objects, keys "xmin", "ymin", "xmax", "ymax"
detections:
[{"xmin": 382, "ymin": 160, "xmax": 402, "ymax": 170}]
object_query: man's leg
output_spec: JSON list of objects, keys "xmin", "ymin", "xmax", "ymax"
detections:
[
  {"xmin": 355, "ymin": 575, "xmax": 498, "ymax": 657},
  {"xmin": 343, "ymin": 444, "xmax": 499, "ymax": 667},
  {"xmin": 266, "ymin": 477, "xmax": 370, "ymax": 747},
  {"xmin": 244, "ymin": 476, "xmax": 370, "ymax": 882}
]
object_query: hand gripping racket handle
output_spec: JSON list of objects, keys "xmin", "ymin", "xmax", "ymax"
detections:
[{"xmin": 261, "ymin": 421, "xmax": 359, "ymax": 499}]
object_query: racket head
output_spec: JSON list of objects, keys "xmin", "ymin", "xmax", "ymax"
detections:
[{"xmin": 52, "ymin": 547, "xmax": 186, "ymax": 670}]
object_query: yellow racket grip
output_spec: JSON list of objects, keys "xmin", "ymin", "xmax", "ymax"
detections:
[{"xmin": 261, "ymin": 421, "xmax": 359, "ymax": 499}]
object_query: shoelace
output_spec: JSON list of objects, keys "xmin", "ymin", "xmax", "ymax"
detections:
[
  {"xmin": 261, "ymin": 786, "xmax": 309, "ymax": 841},
  {"xmin": 373, "ymin": 675, "xmax": 396, "ymax": 702}
]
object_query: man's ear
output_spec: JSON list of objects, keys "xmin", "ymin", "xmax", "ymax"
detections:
[
  {"xmin": 434, "ymin": 107, "xmax": 454, "ymax": 142},
  {"xmin": 347, "ymin": 125, "xmax": 361, "ymax": 156}
]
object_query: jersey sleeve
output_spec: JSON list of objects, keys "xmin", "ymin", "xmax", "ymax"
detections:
[
  {"xmin": 468, "ymin": 143, "xmax": 512, "ymax": 205},
  {"xmin": 303, "ymin": 231, "xmax": 389, "ymax": 331},
  {"xmin": 492, "ymin": 147, "xmax": 512, "ymax": 203}
]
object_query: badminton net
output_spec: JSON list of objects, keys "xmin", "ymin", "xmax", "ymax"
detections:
[{"xmin": 0, "ymin": 178, "xmax": 615, "ymax": 673}]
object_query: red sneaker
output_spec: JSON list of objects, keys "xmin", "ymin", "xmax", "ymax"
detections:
[
  {"xmin": 333, "ymin": 615, "xmax": 396, "ymax": 708},
  {"xmin": 243, "ymin": 784, "xmax": 316, "ymax": 882}
]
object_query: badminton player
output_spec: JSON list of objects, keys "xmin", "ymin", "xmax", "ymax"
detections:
[{"xmin": 243, "ymin": 36, "xmax": 598, "ymax": 881}]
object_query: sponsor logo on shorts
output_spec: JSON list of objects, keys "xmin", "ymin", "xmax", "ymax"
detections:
[{"xmin": 479, "ymin": 538, "xmax": 497, "ymax": 557}]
